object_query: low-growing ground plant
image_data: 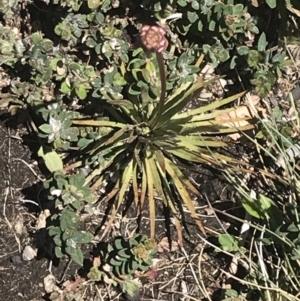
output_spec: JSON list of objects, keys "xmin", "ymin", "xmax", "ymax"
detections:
[
  {"xmin": 2, "ymin": 0, "xmax": 300, "ymax": 300},
  {"xmin": 88, "ymin": 234, "xmax": 157, "ymax": 297},
  {"xmin": 66, "ymin": 45, "xmax": 254, "ymax": 243},
  {"xmin": 44, "ymin": 171, "xmax": 97, "ymax": 265},
  {"xmin": 215, "ymin": 94, "xmax": 300, "ymax": 301}
]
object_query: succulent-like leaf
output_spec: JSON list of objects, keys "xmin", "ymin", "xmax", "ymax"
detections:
[
  {"xmin": 118, "ymin": 249, "xmax": 132, "ymax": 260},
  {"xmin": 110, "ymin": 257, "xmax": 123, "ymax": 267}
]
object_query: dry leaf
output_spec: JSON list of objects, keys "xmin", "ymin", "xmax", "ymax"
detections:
[
  {"xmin": 251, "ymin": 0, "xmax": 259, "ymax": 7},
  {"xmin": 157, "ymin": 237, "xmax": 179, "ymax": 253},
  {"xmin": 93, "ymin": 256, "xmax": 101, "ymax": 267},
  {"xmin": 215, "ymin": 95, "xmax": 266, "ymax": 140},
  {"xmin": 287, "ymin": 5, "xmax": 300, "ymax": 17},
  {"xmin": 14, "ymin": 214, "xmax": 25, "ymax": 235},
  {"xmin": 204, "ymin": 207, "xmax": 215, "ymax": 216},
  {"xmin": 62, "ymin": 278, "xmax": 84, "ymax": 293}
]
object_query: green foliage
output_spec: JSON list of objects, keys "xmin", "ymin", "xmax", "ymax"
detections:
[
  {"xmin": 38, "ymin": 146, "xmax": 64, "ymax": 173},
  {"xmin": 88, "ymin": 234, "xmax": 157, "ymax": 296},
  {"xmin": 156, "ymin": 0, "xmax": 293, "ymax": 96},
  {"xmin": 255, "ymin": 105, "xmax": 296, "ymax": 160},
  {"xmin": 222, "ymin": 289, "xmax": 242, "ymax": 301},
  {"xmin": 0, "ymin": 25, "xmax": 28, "ymax": 66},
  {"xmin": 0, "ymin": 0, "xmax": 19, "ymax": 20},
  {"xmin": 45, "ymin": 172, "xmax": 97, "ymax": 265},
  {"xmin": 276, "ymin": 203, "xmax": 300, "ymax": 260},
  {"xmin": 218, "ymin": 234, "xmax": 241, "ymax": 252},
  {"xmin": 38, "ymin": 105, "xmax": 81, "ymax": 149},
  {"xmin": 55, "ymin": 13, "xmax": 89, "ymax": 45},
  {"xmin": 70, "ymin": 52, "xmax": 252, "ymax": 241}
]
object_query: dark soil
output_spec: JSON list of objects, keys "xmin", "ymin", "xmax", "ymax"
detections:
[
  {"xmin": 0, "ymin": 122, "xmax": 47, "ymax": 301},
  {"xmin": 0, "ymin": 120, "xmax": 82, "ymax": 301},
  {"xmin": 0, "ymin": 114, "xmax": 235, "ymax": 301}
]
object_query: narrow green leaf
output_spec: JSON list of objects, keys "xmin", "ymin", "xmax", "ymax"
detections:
[
  {"xmin": 165, "ymin": 158, "xmax": 206, "ymax": 235},
  {"xmin": 174, "ymin": 91, "xmax": 246, "ymax": 119},
  {"xmin": 180, "ymin": 123, "xmax": 254, "ymax": 135},
  {"xmin": 107, "ymin": 99, "xmax": 140, "ymax": 124},
  {"xmin": 144, "ymin": 154, "xmax": 156, "ymax": 239},
  {"xmin": 72, "ymin": 119, "xmax": 125, "ymax": 128},
  {"xmin": 147, "ymin": 153, "xmax": 168, "ymax": 206},
  {"xmin": 176, "ymin": 135, "xmax": 227, "ymax": 148},
  {"xmin": 160, "ymin": 76, "xmax": 219, "ymax": 121},
  {"xmin": 165, "ymin": 158, "xmax": 200, "ymax": 196},
  {"xmin": 156, "ymin": 162, "xmax": 183, "ymax": 244},
  {"xmin": 140, "ymin": 161, "xmax": 147, "ymax": 212},
  {"xmin": 104, "ymin": 127, "xmax": 129, "ymax": 146},
  {"xmin": 85, "ymin": 145, "xmax": 126, "ymax": 185},
  {"xmin": 132, "ymin": 158, "xmax": 139, "ymax": 210},
  {"xmin": 116, "ymin": 160, "xmax": 133, "ymax": 211},
  {"xmin": 155, "ymin": 150, "xmax": 166, "ymax": 173}
]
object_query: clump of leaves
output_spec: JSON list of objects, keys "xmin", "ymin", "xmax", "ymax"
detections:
[
  {"xmin": 0, "ymin": 25, "xmax": 28, "ymax": 66},
  {"xmin": 88, "ymin": 234, "xmax": 157, "ymax": 297},
  {"xmin": 38, "ymin": 104, "xmax": 81, "ymax": 150},
  {"xmin": 45, "ymin": 171, "xmax": 97, "ymax": 265},
  {"xmin": 0, "ymin": 0, "xmax": 19, "ymax": 21},
  {"xmin": 244, "ymin": 33, "xmax": 291, "ymax": 97},
  {"xmin": 71, "ymin": 42, "xmax": 253, "ymax": 243}
]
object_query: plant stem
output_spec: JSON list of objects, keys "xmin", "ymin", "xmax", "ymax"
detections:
[{"xmin": 150, "ymin": 52, "xmax": 166, "ymax": 130}]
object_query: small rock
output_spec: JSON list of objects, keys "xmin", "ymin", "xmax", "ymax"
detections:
[
  {"xmin": 14, "ymin": 215, "xmax": 25, "ymax": 235},
  {"xmin": 199, "ymin": 91, "xmax": 213, "ymax": 99},
  {"xmin": 10, "ymin": 255, "xmax": 23, "ymax": 265},
  {"xmin": 44, "ymin": 274, "xmax": 59, "ymax": 294},
  {"xmin": 22, "ymin": 245, "xmax": 37, "ymax": 261},
  {"xmin": 36, "ymin": 209, "xmax": 50, "ymax": 230}
]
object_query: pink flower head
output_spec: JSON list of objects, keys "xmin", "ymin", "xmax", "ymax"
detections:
[{"xmin": 140, "ymin": 25, "xmax": 168, "ymax": 53}]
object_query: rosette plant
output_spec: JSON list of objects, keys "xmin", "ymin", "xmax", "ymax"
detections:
[
  {"xmin": 72, "ymin": 24, "xmax": 253, "ymax": 243},
  {"xmin": 88, "ymin": 234, "xmax": 157, "ymax": 296}
]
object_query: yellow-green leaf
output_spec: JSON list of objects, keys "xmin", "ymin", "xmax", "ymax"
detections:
[
  {"xmin": 144, "ymin": 155, "xmax": 156, "ymax": 239},
  {"xmin": 165, "ymin": 159, "xmax": 206, "ymax": 236},
  {"xmin": 72, "ymin": 119, "xmax": 124, "ymax": 128}
]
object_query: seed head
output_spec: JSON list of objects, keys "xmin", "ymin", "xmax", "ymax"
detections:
[{"xmin": 140, "ymin": 25, "xmax": 168, "ymax": 53}]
